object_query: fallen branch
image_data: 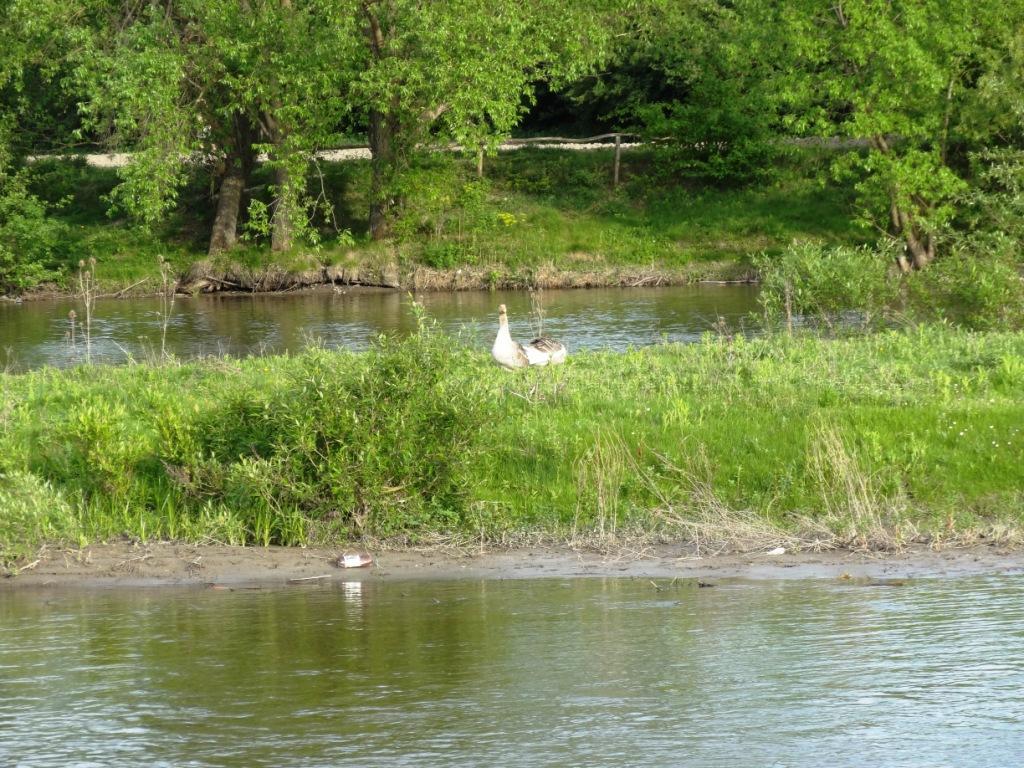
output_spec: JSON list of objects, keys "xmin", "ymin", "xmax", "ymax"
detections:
[{"xmin": 109, "ymin": 277, "xmax": 151, "ymax": 298}]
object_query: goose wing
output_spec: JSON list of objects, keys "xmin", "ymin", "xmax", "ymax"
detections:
[
  {"xmin": 528, "ymin": 337, "xmax": 564, "ymax": 354},
  {"xmin": 525, "ymin": 337, "xmax": 567, "ymax": 365}
]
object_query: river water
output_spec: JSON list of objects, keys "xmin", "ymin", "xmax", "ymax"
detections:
[
  {"xmin": 0, "ymin": 285, "xmax": 759, "ymax": 371},
  {"xmin": 2, "ymin": 575, "xmax": 1022, "ymax": 767}
]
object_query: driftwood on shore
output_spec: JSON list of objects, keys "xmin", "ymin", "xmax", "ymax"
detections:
[{"xmin": 178, "ymin": 260, "xmax": 403, "ymax": 295}]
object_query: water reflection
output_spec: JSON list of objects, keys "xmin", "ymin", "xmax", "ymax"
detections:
[
  {"xmin": 0, "ymin": 285, "xmax": 759, "ymax": 370},
  {"xmin": 1, "ymin": 576, "xmax": 1022, "ymax": 766}
]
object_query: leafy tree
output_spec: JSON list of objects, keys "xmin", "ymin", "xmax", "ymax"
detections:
[
  {"xmin": 353, "ymin": 0, "xmax": 624, "ymax": 239},
  {"xmin": 0, "ymin": 0, "xmax": 79, "ymax": 292},
  {"xmin": 74, "ymin": 0, "xmax": 357, "ymax": 254},
  {"xmin": 574, "ymin": 0, "xmax": 784, "ymax": 183},
  {"xmin": 772, "ymin": 0, "xmax": 1024, "ymax": 271}
]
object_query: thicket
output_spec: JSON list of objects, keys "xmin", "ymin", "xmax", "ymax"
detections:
[
  {"xmin": 0, "ymin": 318, "xmax": 491, "ymax": 556},
  {"xmin": 756, "ymin": 146, "xmax": 1024, "ymax": 332}
]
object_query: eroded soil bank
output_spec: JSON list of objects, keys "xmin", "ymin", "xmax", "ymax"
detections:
[
  {"xmin": 11, "ymin": 259, "xmax": 757, "ymax": 301},
  {"xmin": 4, "ymin": 541, "xmax": 1022, "ymax": 589}
]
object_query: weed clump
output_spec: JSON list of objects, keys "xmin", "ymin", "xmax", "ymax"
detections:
[{"xmin": 159, "ymin": 317, "xmax": 493, "ymax": 540}]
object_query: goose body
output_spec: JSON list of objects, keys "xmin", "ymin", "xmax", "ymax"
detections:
[{"xmin": 492, "ymin": 304, "xmax": 567, "ymax": 369}]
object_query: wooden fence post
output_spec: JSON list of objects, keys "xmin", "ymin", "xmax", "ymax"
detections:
[{"xmin": 477, "ymin": 145, "xmax": 484, "ymax": 179}]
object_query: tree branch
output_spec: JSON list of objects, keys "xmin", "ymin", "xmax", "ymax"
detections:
[{"xmin": 420, "ymin": 103, "xmax": 449, "ymax": 124}]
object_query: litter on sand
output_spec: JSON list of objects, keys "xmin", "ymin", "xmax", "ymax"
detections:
[{"xmin": 336, "ymin": 553, "xmax": 374, "ymax": 569}]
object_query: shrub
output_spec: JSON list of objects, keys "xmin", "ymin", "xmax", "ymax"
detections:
[
  {"xmin": 159, "ymin": 317, "xmax": 493, "ymax": 538},
  {"xmin": 754, "ymin": 241, "xmax": 896, "ymax": 329},
  {"xmin": 276, "ymin": 317, "xmax": 492, "ymax": 535},
  {"xmin": 960, "ymin": 148, "xmax": 1024, "ymax": 247},
  {"xmin": 0, "ymin": 471, "xmax": 82, "ymax": 565},
  {"xmin": 422, "ymin": 241, "xmax": 469, "ymax": 269},
  {"xmin": 904, "ymin": 237, "xmax": 1024, "ymax": 330},
  {"xmin": 0, "ymin": 170, "xmax": 70, "ymax": 292}
]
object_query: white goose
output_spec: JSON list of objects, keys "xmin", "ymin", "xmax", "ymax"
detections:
[{"xmin": 492, "ymin": 303, "xmax": 568, "ymax": 369}]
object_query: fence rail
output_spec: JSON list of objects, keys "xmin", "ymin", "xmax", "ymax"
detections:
[{"xmin": 30, "ymin": 132, "xmax": 649, "ymax": 185}]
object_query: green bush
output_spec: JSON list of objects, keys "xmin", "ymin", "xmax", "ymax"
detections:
[
  {"xmin": 160, "ymin": 318, "xmax": 494, "ymax": 538},
  {"xmin": 390, "ymin": 158, "xmax": 494, "ymax": 249},
  {"xmin": 0, "ymin": 170, "xmax": 70, "ymax": 292},
  {"xmin": 0, "ymin": 471, "xmax": 83, "ymax": 565},
  {"xmin": 961, "ymin": 148, "xmax": 1024, "ymax": 247},
  {"xmin": 496, "ymin": 149, "xmax": 609, "ymax": 201},
  {"xmin": 754, "ymin": 241, "xmax": 896, "ymax": 329},
  {"xmin": 905, "ymin": 238, "xmax": 1024, "ymax": 330},
  {"xmin": 26, "ymin": 157, "xmax": 114, "ymax": 217},
  {"xmin": 422, "ymin": 241, "xmax": 468, "ymax": 269}
]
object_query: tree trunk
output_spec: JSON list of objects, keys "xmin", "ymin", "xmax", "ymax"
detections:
[
  {"xmin": 260, "ymin": 108, "xmax": 294, "ymax": 253},
  {"xmin": 208, "ymin": 171, "xmax": 245, "ymax": 255},
  {"xmin": 892, "ymin": 199, "xmax": 935, "ymax": 271},
  {"xmin": 875, "ymin": 135, "xmax": 937, "ymax": 272},
  {"xmin": 208, "ymin": 115, "xmax": 256, "ymax": 256},
  {"xmin": 368, "ymin": 108, "xmax": 397, "ymax": 241},
  {"xmin": 271, "ymin": 163, "xmax": 293, "ymax": 252}
]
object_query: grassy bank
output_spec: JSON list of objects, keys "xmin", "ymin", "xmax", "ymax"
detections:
[
  {"xmin": 16, "ymin": 147, "xmax": 863, "ymax": 295},
  {"xmin": 2, "ymin": 325, "xmax": 1023, "ymax": 566}
]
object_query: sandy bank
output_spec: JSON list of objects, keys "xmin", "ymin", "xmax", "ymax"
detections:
[{"xmin": 4, "ymin": 541, "xmax": 1022, "ymax": 589}]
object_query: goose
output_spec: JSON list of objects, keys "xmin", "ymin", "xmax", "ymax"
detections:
[{"xmin": 491, "ymin": 303, "xmax": 567, "ymax": 369}]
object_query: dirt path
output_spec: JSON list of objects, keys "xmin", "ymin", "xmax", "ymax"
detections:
[{"xmin": 4, "ymin": 541, "xmax": 1022, "ymax": 589}]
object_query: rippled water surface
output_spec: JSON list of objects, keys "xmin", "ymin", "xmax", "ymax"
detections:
[
  {"xmin": 2, "ymin": 576, "xmax": 1023, "ymax": 767},
  {"xmin": 0, "ymin": 285, "xmax": 758, "ymax": 370}
]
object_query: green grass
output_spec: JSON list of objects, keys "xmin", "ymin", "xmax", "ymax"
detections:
[
  {"xmin": 2, "ymin": 325, "xmax": 1023, "ymax": 566},
  {"xmin": 19, "ymin": 147, "xmax": 865, "ymax": 293}
]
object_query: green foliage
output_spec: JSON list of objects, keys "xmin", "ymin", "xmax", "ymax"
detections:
[
  {"xmin": 591, "ymin": 0, "xmax": 784, "ymax": 183},
  {"xmin": 905, "ymin": 244, "xmax": 1024, "ymax": 330},
  {"xmin": 356, "ymin": 0, "xmax": 627, "ymax": 236},
  {"xmin": 770, "ymin": 0, "xmax": 1024, "ymax": 265},
  {"xmin": 243, "ymin": 199, "xmax": 273, "ymax": 243},
  {"xmin": 3, "ymin": 328, "xmax": 1024, "ymax": 557},
  {"xmin": 754, "ymin": 242, "xmax": 896, "ymax": 328},
  {"xmin": 276, "ymin": 320, "xmax": 491, "ymax": 535},
  {"xmin": 72, "ymin": 0, "xmax": 358, "ymax": 245},
  {"xmin": 421, "ymin": 241, "xmax": 468, "ymax": 269},
  {"xmin": 157, "ymin": 318, "xmax": 493, "ymax": 537},
  {"xmin": 392, "ymin": 160, "xmax": 485, "ymax": 238},
  {"xmin": 0, "ymin": 470, "xmax": 82, "ymax": 566},
  {"xmin": 899, "ymin": 148, "xmax": 1024, "ymax": 330},
  {"xmin": 355, "ymin": 0, "xmax": 623, "ymax": 153},
  {"xmin": 832, "ymin": 147, "xmax": 967, "ymax": 240},
  {"xmin": 0, "ymin": 168, "xmax": 69, "ymax": 291},
  {"xmin": 961, "ymin": 149, "xmax": 1024, "ymax": 247}
]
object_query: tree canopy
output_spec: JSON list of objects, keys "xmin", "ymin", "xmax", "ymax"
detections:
[{"xmin": 2, "ymin": 0, "xmax": 1024, "ymax": 286}]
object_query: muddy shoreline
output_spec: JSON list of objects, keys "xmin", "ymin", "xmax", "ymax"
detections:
[
  {"xmin": 4, "ymin": 541, "xmax": 1022, "ymax": 589},
  {"xmin": 9, "ymin": 259, "xmax": 758, "ymax": 302}
]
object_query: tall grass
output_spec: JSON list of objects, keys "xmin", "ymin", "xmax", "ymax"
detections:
[{"xmin": 2, "ymin": 325, "xmax": 1024, "ymax": 566}]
